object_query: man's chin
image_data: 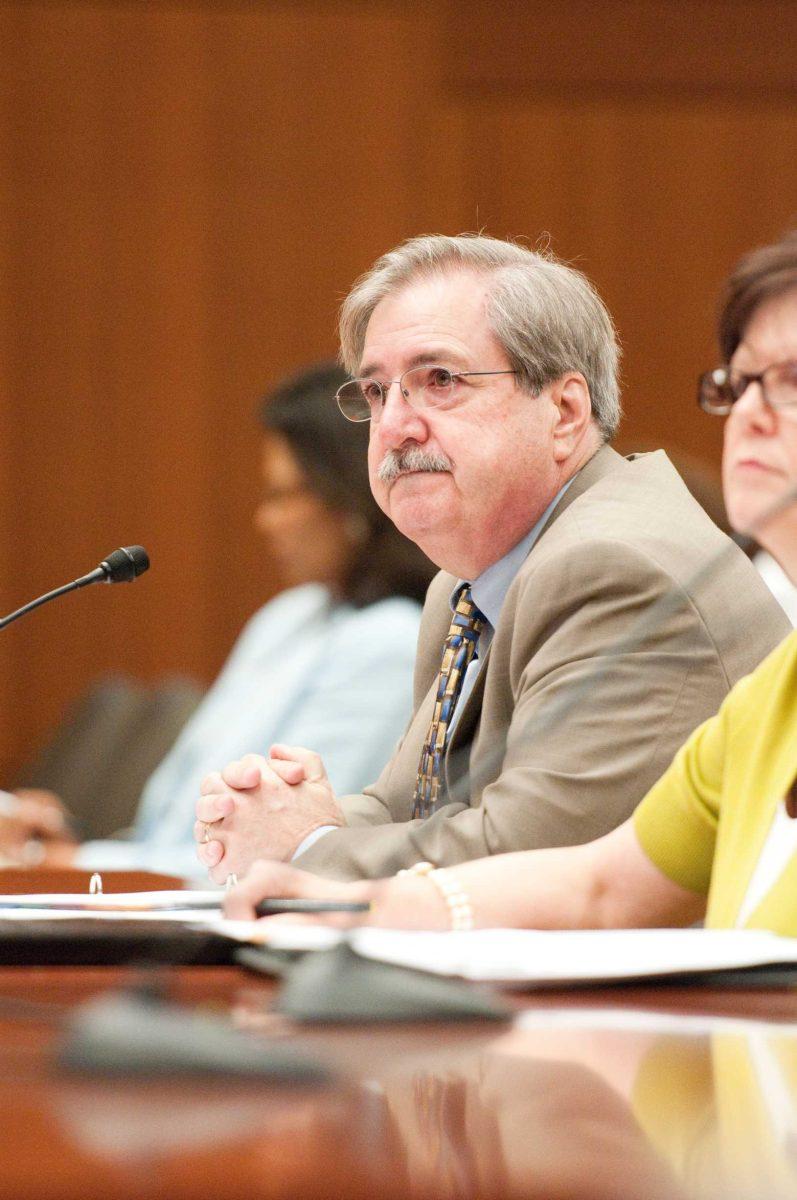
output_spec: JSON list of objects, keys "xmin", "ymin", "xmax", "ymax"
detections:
[{"xmin": 388, "ymin": 484, "xmax": 451, "ymax": 540}]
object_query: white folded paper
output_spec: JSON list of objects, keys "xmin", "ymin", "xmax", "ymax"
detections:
[{"xmin": 344, "ymin": 927, "xmax": 797, "ymax": 986}]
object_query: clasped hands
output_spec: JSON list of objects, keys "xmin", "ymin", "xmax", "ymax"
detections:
[
  {"xmin": 193, "ymin": 743, "xmax": 346, "ymax": 884},
  {"xmin": 195, "ymin": 745, "xmax": 452, "ymax": 929}
]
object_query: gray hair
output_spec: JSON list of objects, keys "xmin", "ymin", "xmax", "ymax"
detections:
[{"xmin": 339, "ymin": 234, "xmax": 622, "ymax": 441}]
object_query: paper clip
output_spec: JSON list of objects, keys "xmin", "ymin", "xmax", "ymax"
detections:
[{"xmin": 88, "ymin": 872, "xmax": 103, "ymax": 895}]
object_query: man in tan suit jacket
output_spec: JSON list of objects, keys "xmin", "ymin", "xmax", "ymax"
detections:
[{"xmin": 195, "ymin": 235, "xmax": 786, "ymax": 882}]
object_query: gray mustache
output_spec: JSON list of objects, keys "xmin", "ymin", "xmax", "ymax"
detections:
[{"xmin": 376, "ymin": 446, "xmax": 454, "ymax": 485}]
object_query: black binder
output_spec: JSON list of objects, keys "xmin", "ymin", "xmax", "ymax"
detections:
[{"xmin": 0, "ymin": 918, "xmax": 237, "ymax": 966}]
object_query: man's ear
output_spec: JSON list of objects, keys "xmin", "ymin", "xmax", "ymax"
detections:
[{"xmin": 551, "ymin": 373, "xmax": 594, "ymax": 462}]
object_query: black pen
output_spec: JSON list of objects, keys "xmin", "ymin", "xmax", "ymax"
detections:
[{"xmin": 254, "ymin": 898, "xmax": 371, "ymax": 916}]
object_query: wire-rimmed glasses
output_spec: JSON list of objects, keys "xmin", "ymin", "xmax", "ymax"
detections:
[
  {"xmin": 698, "ymin": 360, "xmax": 797, "ymax": 415},
  {"xmin": 336, "ymin": 365, "xmax": 517, "ymax": 423}
]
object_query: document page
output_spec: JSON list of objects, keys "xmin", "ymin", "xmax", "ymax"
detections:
[{"xmin": 344, "ymin": 927, "xmax": 797, "ymax": 984}]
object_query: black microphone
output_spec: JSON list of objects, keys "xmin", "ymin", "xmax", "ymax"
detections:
[
  {"xmin": 78, "ymin": 545, "xmax": 150, "ymax": 587},
  {"xmin": 0, "ymin": 545, "xmax": 150, "ymax": 631}
]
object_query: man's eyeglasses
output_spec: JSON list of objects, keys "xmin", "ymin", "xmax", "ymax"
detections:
[
  {"xmin": 698, "ymin": 360, "xmax": 797, "ymax": 416},
  {"xmin": 336, "ymin": 365, "xmax": 518, "ymax": 423}
]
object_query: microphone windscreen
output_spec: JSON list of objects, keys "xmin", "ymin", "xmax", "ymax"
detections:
[{"xmin": 100, "ymin": 545, "xmax": 150, "ymax": 584}]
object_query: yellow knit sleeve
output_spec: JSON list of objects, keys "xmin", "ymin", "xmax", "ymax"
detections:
[{"xmin": 633, "ymin": 704, "xmax": 727, "ymax": 895}]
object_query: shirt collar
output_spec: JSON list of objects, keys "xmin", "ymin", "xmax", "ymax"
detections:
[{"xmin": 450, "ymin": 477, "xmax": 575, "ymax": 630}]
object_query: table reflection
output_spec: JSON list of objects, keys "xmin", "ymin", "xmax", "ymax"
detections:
[
  {"xmin": 17, "ymin": 991, "xmax": 797, "ymax": 1200},
  {"xmin": 633, "ymin": 1015, "xmax": 797, "ymax": 1200},
  {"xmin": 345, "ymin": 1007, "xmax": 797, "ymax": 1200}
]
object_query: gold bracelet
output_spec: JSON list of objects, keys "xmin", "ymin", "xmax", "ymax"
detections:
[{"xmin": 398, "ymin": 861, "xmax": 474, "ymax": 931}]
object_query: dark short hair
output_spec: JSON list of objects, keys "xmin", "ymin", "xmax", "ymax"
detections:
[
  {"xmin": 258, "ymin": 362, "xmax": 434, "ymax": 608},
  {"xmin": 718, "ymin": 230, "xmax": 797, "ymax": 361}
]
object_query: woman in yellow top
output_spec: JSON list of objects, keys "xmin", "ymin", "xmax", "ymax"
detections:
[{"xmin": 227, "ymin": 230, "xmax": 797, "ymax": 937}]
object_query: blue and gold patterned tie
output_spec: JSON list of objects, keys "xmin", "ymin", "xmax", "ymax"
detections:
[{"xmin": 412, "ymin": 586, "xmax": 485, "ymax": 819}]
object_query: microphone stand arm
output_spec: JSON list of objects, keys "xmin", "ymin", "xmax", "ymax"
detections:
[{"xmin": 0, "ymin": 569, "xmax": 104, "ymax": 632}]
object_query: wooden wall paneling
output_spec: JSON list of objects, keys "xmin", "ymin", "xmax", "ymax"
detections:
[
  {"xmin": 195, "ymin": 2, "xmax": 441, "ymax": 655},
  {"xmin": 459, "ymin": 96, "xmax": 797, "ymax": 470},
  {"xmin": 447, "ymin": 0, "xmax": 797, "ymax": 97},
  {"xmin": 1, "ymin": 4, "xmax": 220, "ymax": 773},
  {"xmin": 440, "ymin": 0, "xmax": 797, "ymax": 473},
  {"xmin": 0, "ymin": 31, "xmax": 16, "ymax": 778},
  {"xmin": 414, "ymin": 101, "xmax": 506, "ymax": 235},
  {"xmin": 1, "ymin": 0, "xmax": 443, "ymax": 775},
  {"xmin": 2, "ymin": 5, "xmax": 122, "ymax": 767},
  {"xmin": 85, "ymin": 5, "xmax": 220, "ymax": 686}
]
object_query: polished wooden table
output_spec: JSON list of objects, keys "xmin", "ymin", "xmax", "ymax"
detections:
[{"xmin": 1, "ymin": 870, "xmax": 796, "ymax": 1200}]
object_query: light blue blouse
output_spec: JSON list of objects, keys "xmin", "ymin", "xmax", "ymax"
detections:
[{"xmin": 75, "ymin": 584, "xmax": 421, "ymax": 878}]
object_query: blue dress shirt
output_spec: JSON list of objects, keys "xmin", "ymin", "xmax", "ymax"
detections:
[{"xmin": 449, "ymin": 479, "xmax": 575, "ymax": 733}]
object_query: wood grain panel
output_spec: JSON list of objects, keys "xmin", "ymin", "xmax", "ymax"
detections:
[
  {"xmin": 196, "ymin": 0, "xmax": 439, "ymax": 653},
  {"xmin": 453, "ymin": 97, "xmax": 797, "ymax": 468},
  {"xmin": 0, "ymin": 57, "xmax": 15, "ymax": 778},
  {"xmin": 1, "ymin": 3, "xmax": 219, "ymax": 763},
  {"xmin": 0, "ymin": 0, "xmax": 439, "ymax": 774},
  {"xmin": 448, "ymin": 1, "xmax": 797, "ymax": 96}
]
